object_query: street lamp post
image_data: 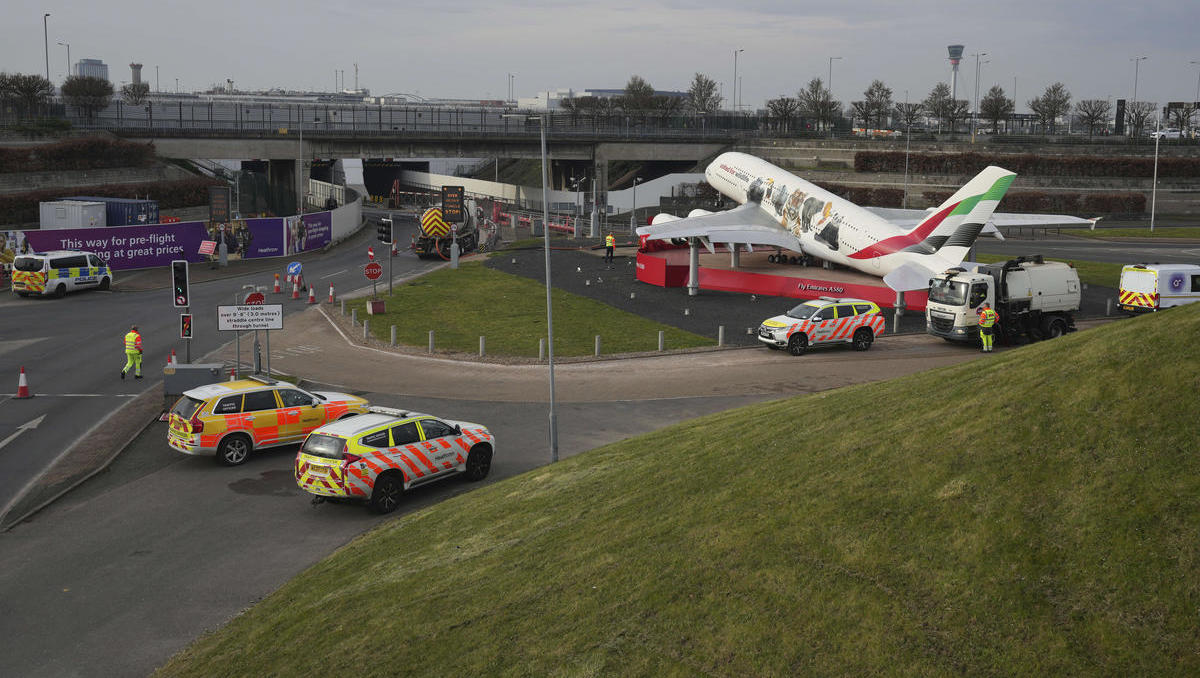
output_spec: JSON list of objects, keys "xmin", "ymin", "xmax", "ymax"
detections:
[
  {"xmin": 971, "ymin": 52, "xmax": 988, "ymax": 141},
  {"xmin": 630, "ymin": 177, "xmax": 643, "ymax": 232},
  {"xmin": 57, "ymin": 42, "xmax": 69, "ymax": 80},
  {"xmin": 828, "ymin": 56, "xmax": 842, "ymax": 137},
  {"xmin": 732, "ymin": 49, "xmax": 743, "ymax": 110},
  {"xmin": 43, "ymin": 13, "xmax": 51, "ymax": 82},
  {"xmin": 1191, "ymin": 60, "xmax": 1200, "ymax": 104},
  {"xmin": 1131, "ymin": 56, "xmax": 1147, "ymax": 105}
]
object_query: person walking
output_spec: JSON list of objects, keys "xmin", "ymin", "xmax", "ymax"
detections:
[
  {"xmin": 121, "ymin": 325, "xmax": 143, "ymax": 379},
  {"xmin": 604, "ymin": 232, "xmax": 615, "ymax": 266},
  {"xmin": 977, "ymin": 303, "xmax": 999, "ymax": 353}
]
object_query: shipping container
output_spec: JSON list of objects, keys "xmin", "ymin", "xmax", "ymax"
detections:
[
  {"xmin": 61, "ymin": 196, "xmax": 160, "ymax": 226},
  {"xmin": 39, "ymin": 201, "xmax": 108, "ymax": 229}
]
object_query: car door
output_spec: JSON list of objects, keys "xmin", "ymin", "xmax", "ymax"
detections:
[
  {"xmin": 240, "ymin": 389, "xmax": 283, "ymax": 447},
  {"xmin": 808, "ymin": 304, "xmax": 837, "ymax": 344},
  {"xmin": 387, "ymin": 421, "xmax": 424, "ymax": 484},
  {"xmin": 415, "ymin": 418, "xmax": 464, "ymax": 474},
  {"xmin": 833, "ymin": 304, "xmax": 858, "ymax": 340},
  {"xmin": 277, "ymin": 388, "xmax": 323, "ymax": 442}
]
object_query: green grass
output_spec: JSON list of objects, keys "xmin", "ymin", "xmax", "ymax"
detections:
[
  {"xmin": 976, "ymin": 254, "xmax": 1123, "ymax": 288},
  {"xmin": 1071, "ymin": 226, "xmax": 1200, "ymax": 239},
  {"xmin": 158, "ymin": 304, "xmax": 1200, "ymax": 677},
  {"xmin": 346, "ymin": 261, "xmax": 711, "ymax": 357}
]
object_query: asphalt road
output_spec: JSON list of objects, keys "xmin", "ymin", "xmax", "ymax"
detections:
[
  {"xmin": 978, "ymin": 235, "xmax": 1200, "ymax": 265},
  {"xmin": 0, "ymin": 389, "xmax": 769, "ymax": 678},
  {"xmin": 0, "ymin": 214, "xmax": 429, "ymax": 517}
]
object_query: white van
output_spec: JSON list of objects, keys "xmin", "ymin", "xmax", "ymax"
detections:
[
  {"xmin": 1118, "ymin": 263, "xmax": 1200, "ymax": 313},
  {"xmin": 10, "ymin": 250, "xmax": 113, "ymax": 298}
]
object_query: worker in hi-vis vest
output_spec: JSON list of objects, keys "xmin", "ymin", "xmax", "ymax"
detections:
[
  {"xmin": 604, "ymin": 233, "xmax": 615, "ymax": 265},
  {"xmin": 977, "ymin": 303, "xmax": 999, "ymax": 353},
  {"xmin": 121, "ymin": 325, "xmax": 144, "ymax": 379}
]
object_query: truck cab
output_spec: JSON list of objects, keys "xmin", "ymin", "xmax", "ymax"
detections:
[{"xmin": 927, "ymin": 256, "xmax": 1081, "ymax": 344}]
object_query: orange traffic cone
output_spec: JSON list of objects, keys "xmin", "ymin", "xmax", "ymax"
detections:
[
  {"xmin": 273, "ymin": 273, "xmax": 281, "ymax": 293},
  {"xmin": 229, "ymin": 367, "xmax": 237, "ymax": 381},
  {"xmin": 291, "ymin": 280, "xmax": 300, "ymax": 299},
  {"xmin": 391, "ymin": 242, "xmax": 398, "ymax": 257},
  {"xmin": 168, "ymin": 349, "xmax": 177, "ymax": 366},
  {"xmin": 307, "ymin": 285, "xmax": 317, "ymax": 304},
  {"xmin": 16, "ymin": 366, "xmax": 31, "ymax": 399},
  {"xmin": 328, "ymin": 284, "xmax": 335, "ymax": 304}
]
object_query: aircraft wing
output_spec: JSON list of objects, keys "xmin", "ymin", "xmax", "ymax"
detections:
[
  {"xmin": 866, "ymin": 207, "xmax": 1096, "ymax": 230},
  {"xmin": 636, "ymin": 203, "xmax": 801, "ymax": 251}
]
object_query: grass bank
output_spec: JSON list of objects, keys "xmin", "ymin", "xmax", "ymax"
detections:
[
  {"xmin": 158, "ymin": 305, "xmax": 1200, "ymax": 676},
  {"xmin": 345, "ymin": 261, "xmax": 711, "ymax": 357},
  {"xmin": 976, "ymin": 253, "xmax": 1122, "ymax": 288},
  {"xmin": 1071, "ymin": 226, "xmax": 1200, "ymax": 239}
]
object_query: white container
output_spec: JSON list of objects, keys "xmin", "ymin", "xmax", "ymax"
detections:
[{"xmin": 38, "ymin": 201, "xmax": 108, "ymax": 230}]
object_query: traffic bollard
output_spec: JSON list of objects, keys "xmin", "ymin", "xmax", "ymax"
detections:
[
  {"xmin": 341, "ymin": 299, "xmax": 345, "ymax": 315},
  {"xmin": 1106, "ymin": 298, "xmax": 1113, "ymax": 317},
  {"xmin": 390, "ymin": 325, "xmax": 396, "ymax": 347},
  {"xmin": 363, "ymin": 319, "xmax": 369, "ymax": 340},
  {"xmin": 428, "ymin": 330, "xmax": 434, "ymax": 353},
  {"xmin": 595, "ymin": 335, "xmax": 601, "ymax": 356},
  {"xmin": 351, "ymin": 309, "xmax": 357, "ymax": 326},
  {"xmin": 718, "ymin": 325, "xmax": 725, "ymax": 347},
  {"xmin": 658, "ymin": 330, "xmax": 665, "ymax": 351},
  {"xmin": 479, "ymin": 336, "xmax": 486, "ymax": 357},
  {"xmin": 539, "ymin": 338, "xmax": 545, "ymax": 361}
]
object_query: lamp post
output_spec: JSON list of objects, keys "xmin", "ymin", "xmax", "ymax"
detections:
[
  {"xmin": 971, "ymin": 52, "xmax": 988, "ymax": 141},
  {"xmin": 43, "ymin": 13, "xmax": 51, "ymax": 82},
  {"xmin": 57, "ymin": 41, "xmax": 69, "ymax": 80},
  {"xmin": 1191, "ymin": 60, "xmax": 1200, "ymax": 104},
  {"xmin": 732, "ymin": 49, "xmax": 743, "ymax": 110},
  {"xmin": 1131, "ymin": 56, "xmax": 1147, "ymax": 105},
  {"xmin": 828, "ymin": 56, "xmax": 841, "ymax": 137},
  {"xmin": 630, "ymin": 177, "xmax": 643, "ymax": 232}
]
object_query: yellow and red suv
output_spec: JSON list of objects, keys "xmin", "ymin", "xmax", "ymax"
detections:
[
  {"xmin": 295, "ymin": 407, "xmax": 496, "ymax": 514},
  {"xmin": 757, "ymin": 296, "xmax": 885, "ymax": 355},
  {"xmin": 168, "ymin": 376, "xmax": 370, "ymax": 466}
]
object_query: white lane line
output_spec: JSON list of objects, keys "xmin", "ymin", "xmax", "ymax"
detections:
[
  {"xmin": 0, "ymin": 414, "xmax": 46, "ymax": 452},
  {"xmin": 320, "ymin": 269, "xmax": 347, "ymax": 279},
  {"xmin": 0, "ymin": 393, "xmax": 139, "ymax": 398}
]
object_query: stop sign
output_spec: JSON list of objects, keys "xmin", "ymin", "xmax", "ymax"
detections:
[
  {"xmin": 364, "ymin": 262, "xmax": 384, "ymax": 280},
  {"xmin": 244, "ymin": 291, "xmax": 266, "ymax": 305}
]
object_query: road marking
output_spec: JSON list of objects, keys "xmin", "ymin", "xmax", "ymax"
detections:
[
  {"xmin": 0, "ymin": 393, "xmax": 139, "ymax": 398},
  {"xmin": 0, "ymin": 414, "xmax": 46, "ymax": 452},
  {"xmin": 320, "ymin": 269, "xmax": 347, "ymax": 279}
]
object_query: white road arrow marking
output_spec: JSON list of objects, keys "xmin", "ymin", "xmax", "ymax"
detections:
[{"xmin": 0, "ymin": 414, "xmax": 47, "ymax": 452}]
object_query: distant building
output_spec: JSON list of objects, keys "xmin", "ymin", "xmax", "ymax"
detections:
[
  {"xmin": 518, "ymin": 88, "xmax": 687, "ymax": 110},
  {"xmin": 75, "ymin": 59, "xmax": 108, "ymax": 81}
]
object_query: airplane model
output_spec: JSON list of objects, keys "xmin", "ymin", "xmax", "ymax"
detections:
[{"xmin": 637, "ymin": 151, "xmax": 1093, "ymax": 291}]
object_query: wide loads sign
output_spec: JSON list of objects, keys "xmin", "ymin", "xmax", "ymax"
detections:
[{"xmin": 217, "ymin": 304, "xmax": 283, "ymax": 331}]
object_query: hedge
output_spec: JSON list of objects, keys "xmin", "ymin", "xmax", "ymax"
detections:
[
  {"xmin": 921, "ymin": 190, "xmax": 1145, "ymax": 215},
  {"xmin": 0, "ymin": 137, "xmax": 156, "ymax": 173},
  {"xmin": 854, "ymin": 150, "xmax": 1200, "ymax": 178},
  {"xmin": 0, "ymin": 177, "xmax": 224, "ymax": 225}
]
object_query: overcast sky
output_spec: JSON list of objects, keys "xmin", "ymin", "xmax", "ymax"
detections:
[{"xmin": 4, "ymin": 1, "xmax": 1198, "ymax": 112}]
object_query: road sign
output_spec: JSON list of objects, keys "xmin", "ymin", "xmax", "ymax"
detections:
[
  {"xmin": 199, "ymin": 240, "xmax": 217, "ymax": 255},
  {"xmin": 217, "ymin": 304, "xmax": 283, "ymax": 331},
  {"xmin": 243, "ymin": 291, "xmax": 265, "ymax": 305},
  {"xmin": 367, "ymin": 246, "xmax": 375, "ymax": 261},
  {"xmin": 364, "ymin": 262, "xmax": 384, "ymax": 280},
  {"xmin": 441, "ymin": 185, "xmax": 465, "ymax": 222},
  {"xmin": 287, "ymin": 261, "xmax": 302, "ymax": 277},
  {"xmin": 180, "ymin": 313, "xmax": 193, "ymax": 339}
]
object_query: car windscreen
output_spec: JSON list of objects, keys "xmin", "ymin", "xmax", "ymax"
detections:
[
  {"xmin": 302, "ymin": 434, "xmax": 345, "ymax": 460},
  {"xmin": 928, "ymin": 279, "xmax": 968, "ymax": 305},
  {"xmin": 785, "ymin": 302, "xmax": 821, "ymax": 319},
  {"xmin": 13, "ymin": 256, "xmax": 44, "ymax": 272},
  {"xmin": 171, "ymin": 397, "xmax": 204, "ymax": 419}
]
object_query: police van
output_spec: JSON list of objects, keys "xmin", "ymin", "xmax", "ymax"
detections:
[
  {"xmin": 10, "ymin": 250, "xmax": 112, "ymax": 297},
  {"xmin": 1118, "ymin": 263, "xmax": 1200, "ymax": 313}
]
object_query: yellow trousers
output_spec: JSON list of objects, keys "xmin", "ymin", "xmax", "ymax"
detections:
[{"xmin": 122, "ymin": 350, "xmax": 142, "ymax": 376}]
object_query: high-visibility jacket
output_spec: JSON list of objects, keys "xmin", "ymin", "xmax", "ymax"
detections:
[
  {"xmin": 978, "ymin": 308, "xmax": 999, "ymax": 328},
  {"xmin": 605, "ymin": 235, "xmax": 615, "ymax": 247},
  {"xmin": 124, "ymin": 330, "xmax": 143, "ymax": 352}
]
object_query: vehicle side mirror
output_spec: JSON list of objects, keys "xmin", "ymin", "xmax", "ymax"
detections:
[
  {"xmin": 811, "ymin": 316, "xmax": 822, "ymax": 322},
  {"xmin": 454, "ymin": 424, "xmax": 462, "ymax": 434}
]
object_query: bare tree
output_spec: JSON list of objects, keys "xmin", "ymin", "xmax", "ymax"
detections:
[
  {"xmin": 1028, "ymin": 82, "xmax": 1071, "ymax": 133},
  {"xmin": 121, "ymin": 82, "xmax": 150, "ymax": 106},
  {"xmin": 653, "ymin": 94, "xmax": 683, "ymax": 124},
  {"xmin": 767, "ymin": 96, "xmax": 799, "ymax": 132},
  {"xmin": 850, "ymin": 100, "xmax": 873, "ymax": 130},
  {"xmin": 1125, "ymin": 101, "xmax": 1155, "ymax": 138},
  {"xmin": 61, "ymin": 75, "xmax": 114, "ymax": 120},
  {"xmin": 894, "ymin": 101, "xmax": 924, "ymax": 130},
  {"xmin": 1073, "ymin": 99, "xmax": 1112, "ymax": 137},
  {"xmin": 923, "ymin": 82, "xmax": 968, "ymax": 132},
  {"xmin": 1167, "ymin": 104, "xmax": 1195, "ymax": 131},
  {"xmin": 620, "ymin": 75, "xmax": 655, "ymax": 118},
  {"xmin": 863, "ymin": 79, "xmax": 893, "ymax": 128},
  {"xmin": 979, "ymin": 86, "xmax": 1014, "ymax": 134},
  {"xmin": 3, "ymin": 72, "xmax": 55, "ymax": 118},
  {"xmin": 686, "ymin": 73, "xmax": 721, "ymax": 114},
  {"xmin": 797, "ymin": 78, "xmax": 838, "ymax": 132}
]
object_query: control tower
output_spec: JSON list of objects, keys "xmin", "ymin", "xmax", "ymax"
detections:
[
  {"xmin": 947, "ymin": 45, "xmax": 964, "ymax": 100},
  {"xmin": 129, "ymin": 63, "xmax": 143, "ymax": 85}
]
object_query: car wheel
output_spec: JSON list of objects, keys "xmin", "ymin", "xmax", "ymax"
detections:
[
  {"xmin": 853, "ymin": 328, "xmax": 874, "ymax": 351},
  {"xmin": 787, "ymin": 333, "xmax": 808, "ymax": 356},
  {"xmin": 54, "ymin": 283, "xmax": 66, "ymax": 299},
  {"xmin": 1043, "ymin": 316, "xmax": 1067, "ymax": 339},
  {"xmin": 216, "ymin": 434, "xmax": 252, "ymax": 466},
  {"xmin": 463, "ymin": 445, "xmax": 492, "ymax": 482},
  {"xmin": 369, "ymin": 471, "xmax": 404, "ymax": 514},
  {"xmin": 98, "ymin": 277, "xmax": 111, "ymax": 291}
]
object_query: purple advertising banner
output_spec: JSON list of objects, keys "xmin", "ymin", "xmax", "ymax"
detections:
[
  {"xmin": 242, "ymin": 218, "xmax": 286, "ymax": 259},
  {"xmin": 22, "ymin": 222, "xmax": 210, "ymax": 270},
  {"xmin": 286, "ymin": 212, "xmax": 332, "ymax": 255}
]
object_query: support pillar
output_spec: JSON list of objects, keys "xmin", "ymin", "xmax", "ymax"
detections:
[
  {"xmin": 730, "ymin": 244, "xmax": 740, "ymax": 268},
  {"xmin": 688, "ymin": 238, "xmax": 700, "ymax": 297}
]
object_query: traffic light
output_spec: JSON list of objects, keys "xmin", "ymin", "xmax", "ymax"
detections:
[
  {"xmin": 171, "ymin": 259, "xmax": 190, "ymax": 308},
  {"xmin": 180, "ymin": 313, "xmax": 193, "ymax": 339},
  {"xmin": 376, "ymin": 217, "xmax": 393, "ymax": 243}
]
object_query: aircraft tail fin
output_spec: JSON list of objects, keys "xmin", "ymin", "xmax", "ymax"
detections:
[{"xmin": 907, "ymin": 166, "xmax": 1016, "ymax": 260}]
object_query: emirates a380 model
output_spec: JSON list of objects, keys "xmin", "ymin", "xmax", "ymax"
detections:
[{"xmin": 637, "ymin": 151, "xmax": 1091, "ymax": 291}]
